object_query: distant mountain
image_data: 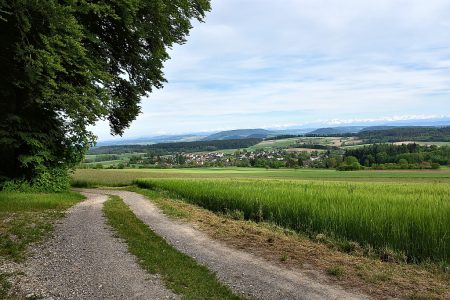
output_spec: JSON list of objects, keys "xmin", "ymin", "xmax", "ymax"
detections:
[
  {"xmin": 359, "ymin": 126, "xmax": 398, "ymax": 132},
  {"xmin": 94, "ymin": 117, "xmax": 450, "ymax": 147},
  {"xmin": 270, "ymin": 128, "xmax": 315, "ymax": 135},
  {"xmin": 95, "ymin": 133, "xmax": 211, "ymax": 147},
  {"xmin": 308, "ymin": 126, "xmax": 365, "ymax": 135},
  {"xmin": 203, "ymin": 129, "xmax": 274, "ymax": 140}
]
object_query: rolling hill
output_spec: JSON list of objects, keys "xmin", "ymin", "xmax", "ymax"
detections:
[
  {"xmin": 308, "ymin": 126, "xmax": 365, "ymax": 135},
  {"xmin": 203, "ymin": 129, "xmax": 274, "ymax": 140}
]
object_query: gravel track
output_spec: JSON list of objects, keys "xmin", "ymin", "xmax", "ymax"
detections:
[
  {"xmin": 86, "ymin": 189, "xmax": 369, "ymax": 300},
  {"xmin": 18, "ymin": 192, "xmax": 179, "ymax": 300}
]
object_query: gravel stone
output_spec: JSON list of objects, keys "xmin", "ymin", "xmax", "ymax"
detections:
[{"xmin": 18, "ymin": 192, "xmax": 179, "ymax": 300}]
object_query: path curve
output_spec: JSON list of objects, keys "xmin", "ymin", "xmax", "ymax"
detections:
[
  {"xmin": 87, "ymin": 189, "xmax": 369, "ymax": 300},
  {"xmin": 19, "ymin": 191, "xmax": 179, "ymax": 300}
]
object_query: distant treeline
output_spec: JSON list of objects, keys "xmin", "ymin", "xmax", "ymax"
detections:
[
  {"xmin": 89, "ymin": 138, "xmax": 262, "ymax": 155},
  {"xmin": 267, "ymin": 126, "xmax": 450, "ymax": 142},
  {"xmin": 84, "ymin": 154, "xmax": 120, "ymax": 163},
  {"xmin": 344, "ymin": 143, "xmax": 450, "ymax": 168},
  {"xmin": 264, "ymin": 135, "xmax": 300, "ymax": 140},
  {"xmin": 305, "ymin": 133, "xmax": 357, "ymax": 137},
  {"xmin": 359, "ymin": 126, "xmax": 450, "ymax": 143},
  {"xmin": 293, "ymin": 143, "xmax": 338, "ymax": 150}
]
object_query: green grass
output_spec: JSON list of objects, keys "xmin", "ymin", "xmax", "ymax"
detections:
[
  {"xmin": 72, "ymin": 167, "xmax": 450, "ymax": 187},
  {"xmin": 135, "ymin": 178, "xmax": 450, "ymax": 263},
  {"xmin": 103, "ymin": 195, "xmax": 242, "ymax": 300},
  {"xmin": 0, "ymin": 192, "xmax": 83, "ymax": 212},
  {"xmin": 326, "ymin": 266, "xmax": 346, "ymax": 278},
  {"xmin": 0, "ymin": 192, "xmax": 84, "ymax": 261}
]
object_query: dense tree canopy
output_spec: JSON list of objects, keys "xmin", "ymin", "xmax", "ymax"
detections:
[
  {"xmin": 345, "ymin": 143, "xmax": 450, "ymax": 167},
  {"xmin": 0, "ymin": 0, "xmax": 210, "ymax": 183},
  {"xmin": 359, "ymin": 126, "xmax": 450, "ymax": 143}
]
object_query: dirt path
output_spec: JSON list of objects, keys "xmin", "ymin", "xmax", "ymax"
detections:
[
  {"xmin": 86, "ymin": 189, "xmax": 369, "ymax": 300},
  {"xmin": 18, "ymin": 192, "xmax": 179, "ymax": 300}
]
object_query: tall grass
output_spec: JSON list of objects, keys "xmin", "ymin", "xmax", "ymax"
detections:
[{"xmin": 135, "ymin": 178, "xmax": 450, "ymax": 263}]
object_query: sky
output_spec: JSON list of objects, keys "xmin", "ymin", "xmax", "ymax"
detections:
[{"xmin": 93, "ymin": 0, "xmax": 450, "ymax": 141}]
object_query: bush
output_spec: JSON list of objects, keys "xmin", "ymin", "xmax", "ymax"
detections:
[
  {"xmin": 430, "ymin": 163, "xmax": 440, "ymax": 170},
  {"xmin": 336, "ymin": 156, "xmax": 361, "ymax": 171},
  {"xmin": 336, "ymin": 164, "xmax": 361, "ymax": 171},
  {"xmin": 1, "ymin": 167, "xmax": 70, "ymax": 192},
  {"xmin": 94, "ymin": 163, "xmax": 104, "ymax": 169}
]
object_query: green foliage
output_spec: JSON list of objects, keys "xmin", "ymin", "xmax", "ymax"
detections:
[
  {"xmin": 345, "ymin": 143, "xmax": 450, "ymax": 169},
  {"xmin": 2, "ymin": 167, "xmax": 70, "ymax": 192},
  {"xmin": 293, "ymin": 143, "xmax": 338, "ymax": 150},
  {"xmin": 337, "ymin": 156, "xmax": 361, "ymax": 171},
  {"xmin": 0, "ymin": 0, "xmax": 211, "ymax": 183},
  {"xmin": 135, "ymin": 178, "xmax": 450, "ymax": 263},
  {"xmin": 359, "ymin": 126, "xmax": 450, "ymax": 143}
]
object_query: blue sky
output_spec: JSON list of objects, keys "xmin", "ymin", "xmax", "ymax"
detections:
[{"xmin": 93, "ymin": 0, "xmax": 450, "ymax": 140}]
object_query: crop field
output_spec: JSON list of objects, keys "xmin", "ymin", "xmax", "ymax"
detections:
[
  {"xmin": 246, "ymin": 136, "xmax": 360, "ymax": 151},
  {"xmin": 72, "ymin": 167, "xmax": 450, "ymax": 187},
  {"xmin": 135, "ymin": 178, "xmax": 450, "ymax": 263}
]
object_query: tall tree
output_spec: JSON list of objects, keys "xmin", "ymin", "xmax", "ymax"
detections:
[{"xmin": 0, "ymin": 0, "xmax": 210, "ymax": 182}]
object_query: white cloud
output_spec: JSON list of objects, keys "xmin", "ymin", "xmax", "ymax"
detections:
[{"xmin": 92, "ymin": 0, "xmax": 450, "ymax": 140}]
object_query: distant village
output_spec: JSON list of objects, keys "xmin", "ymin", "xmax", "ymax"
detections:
[{"xmin": 122, "ymin": 148, "xmax": 338, "ymax": 169}]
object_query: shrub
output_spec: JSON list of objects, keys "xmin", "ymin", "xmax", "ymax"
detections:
[
  {"xmin": 2, "ymin": 167, "xmax": 70, "ymax": 192},
  {"xmin": 430, "ymin": 163, "xmax": 440, "ymax": 169}
]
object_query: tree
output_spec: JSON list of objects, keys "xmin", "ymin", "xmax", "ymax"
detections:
[{"xmin": 0, "ymin": 0, "xmax": 211, "ymax": 183}]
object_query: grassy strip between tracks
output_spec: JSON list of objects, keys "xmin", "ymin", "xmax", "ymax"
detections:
[{"xmin": 103, "ymin": 195, "xmax": 242, "ymax": 300}]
